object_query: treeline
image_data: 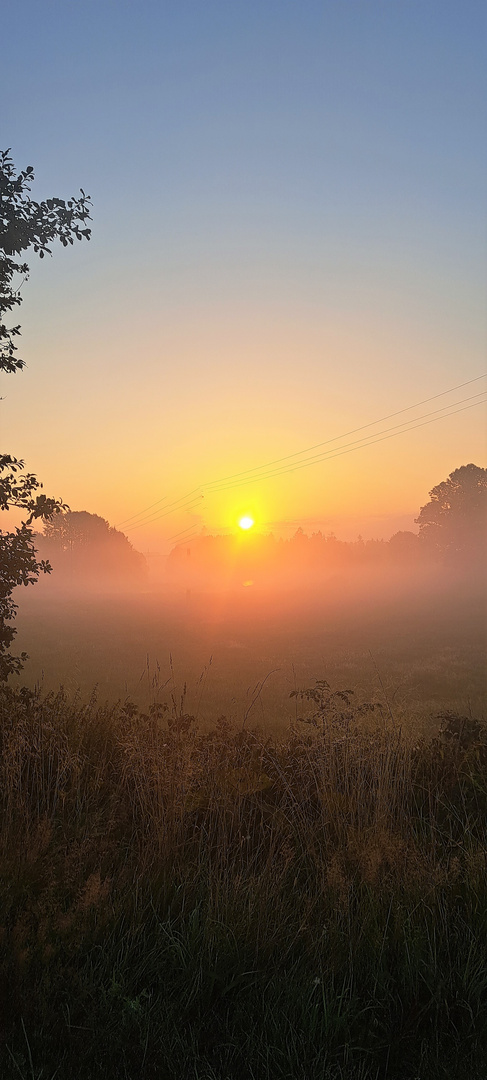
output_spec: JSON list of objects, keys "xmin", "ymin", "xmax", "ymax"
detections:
[
  {"xmin": 34, "ymin": 511, "xmax": 147, "ymax": 588},
  {"xmin": 169, "ymin": 463, "xmax": 486, "ymax": 587},
  {"xmin": 31, "ymin": 464, "xmax": 486, "ymax": 591},
  {"xmin": 168, "ymin": 527, "xmax": 426, "ymax": 585}
]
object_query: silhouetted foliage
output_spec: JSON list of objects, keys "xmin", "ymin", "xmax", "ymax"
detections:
[
  {"xmin": 388, "ymin": 530, "xmax": 421, "ymax": 560},
  {"xmin": 0, "ymin": 150, "xmax": 91, "ymax": 677},
  {"xmin": 167, "ymin": 527, "xmax": 417, "ymax": 589},
  {"xmin": 167, "ymin": 469, "xmax": 486, "ymax": 590},
  {"xmin": 0, "ymin": 149, "xmax": 91, "ymax": 374},
  {"xmin": 40, "ymin": 510, "xmax": 147, "ymax": 586},
  {"xmin": 1, "ymin": 683, "xmax": 487, "ymax": 1079},
  {"xmin": 0, "ymin": 455, "xmax": 68, "ymax": 677},
  {"xmin": 415, "ymin": 463, "xmax": 487, "ymax": 560}
]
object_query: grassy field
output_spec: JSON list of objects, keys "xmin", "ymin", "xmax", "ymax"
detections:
[
  {"xmin": 1, "ymin": 678, "xmax": 487, "ymax": 1079},
  {"xmin": 11, "ymin": 568, "xmax": 487, "ymax": 734},
  {"xmin": 2, "ymin": 686, "xmax": 487, "ymax": 1075},
  {"xmin": 3, "ymin": 568, "xmax": 486, "ymax": 1077}
]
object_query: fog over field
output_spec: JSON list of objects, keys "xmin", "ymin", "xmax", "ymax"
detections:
[
  {"xmin": 2, "ymin": 4, "xmax": 487, "ymax": 1073},
  {"xmin": 13, "ymin": 530, "xmax": 486, "ymax": 733}
]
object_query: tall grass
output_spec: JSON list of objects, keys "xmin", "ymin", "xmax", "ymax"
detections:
[{"xmin": 1, "ymin": 682, "xmax": 486, "ymax": 1079}]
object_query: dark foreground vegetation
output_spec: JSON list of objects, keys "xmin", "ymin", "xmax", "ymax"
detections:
[{"xmin": 1, "ymin": 684, "xmax": 487, "ymax": 1079}]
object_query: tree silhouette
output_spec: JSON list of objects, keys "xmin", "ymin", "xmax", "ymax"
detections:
[
  {"xmin": 41, "ymin": 511, "xmax": 147, "ymax": 584},
  {"xmin": 388, "ymin": 531, "xmax": 421, "ymax": 562},
  {"xmin": 415, "ymin": 464, "xmax": 487, "ymax": 560},
  {"xmin": 0, "ymin": 150, "xmax": 91, "ymax": 678}
]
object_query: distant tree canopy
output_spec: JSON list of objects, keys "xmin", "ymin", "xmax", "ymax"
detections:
[
  {"xmin": 388, "ymin": 531, "xmax": 421, "ymax": 560},
  {"xmin": 40, "ymin": 511, "xmax": 147, "ymax": 586},
  {"xmin": 167, "ymin": 465, "xmax": 486, "ymax": 587},
  {"xmin": 415, "ymin": 464, "xmax": 487, "ymax": 559},
  {"xmin": 167, "ymin": 529, "xmax": 402, "ymax": 588}
]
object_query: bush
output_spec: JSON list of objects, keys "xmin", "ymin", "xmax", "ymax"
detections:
[{"xmin": 1, "ymin": 683, "xmax": 487, "ymax": 1079}]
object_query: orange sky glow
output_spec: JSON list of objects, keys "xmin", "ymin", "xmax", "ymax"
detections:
[{"xmin": 1, "ymin": 3, "xmax": 485, "ymax": 554}]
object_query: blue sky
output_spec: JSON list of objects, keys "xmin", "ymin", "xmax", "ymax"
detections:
[{"xmin": 2, "ymin": 1, "xmax": 486, "ymax": 541}]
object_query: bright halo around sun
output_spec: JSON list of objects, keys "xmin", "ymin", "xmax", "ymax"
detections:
[{"xmin": 238, "ymin": 516, "xmax": 255, "ymax": 530}]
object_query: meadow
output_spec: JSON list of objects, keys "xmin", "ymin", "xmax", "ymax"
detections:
[
  {"xmin": 11, "ymin": 564, "xmax": 486, "ymax": 732},
  {"xmin": 1, "ymin": 678, "xmax": 487, "ymax": 1079},
  {"xmin": 2, "ymin": 566, "xmax": 486, "ymax": 1078}
]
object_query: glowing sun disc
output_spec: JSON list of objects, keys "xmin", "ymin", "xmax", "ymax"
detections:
[{"xmin": 238, "ymin": 516, "xmax": 254, "ymax": 530}]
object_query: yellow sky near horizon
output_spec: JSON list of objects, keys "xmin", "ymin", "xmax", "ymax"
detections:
[
  {"xmin": 3, "ymin": 293, "xmax": 485, "ymax": 550},
  {"xmin": 2, "ymin": 4, "xmax": 486, "ymax": 553}
]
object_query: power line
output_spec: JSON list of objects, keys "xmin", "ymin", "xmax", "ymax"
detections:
[
  {"xmin": 208, "ymin": 397, "xmax": 487, "ymax": 493},
  {"xmin": 115, "ymin": 372, "xmax": 486, "ymax": 536},
  {"xmin": 123, "ymin": 495, "xmax": 204, "ymax": 533},
  {"xmin": 116, "ymin": 487, "xmax": 201, "ymax": 529},
  {"xmin": 165, "ymin": 524, "xmax": 200, "ymax": 542},
  {"xmin": 116, "ymin": 496, "xmax": 169, "ymax": 528},
  {"xmin": 124, "ymin": 497, "xmax": 203, "ymax": 533},
  {"xmin": 203, "ymin": 373, "xmax": 487, "ymax": 489},
  {"xmin": 207, "ymin": 391, "xmax": 487, "ymax": 492}
]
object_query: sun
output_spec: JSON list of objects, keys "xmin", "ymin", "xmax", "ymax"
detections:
[{"xmin": 238, "ymin": 516, "xmax": 255, "ymax": 530}]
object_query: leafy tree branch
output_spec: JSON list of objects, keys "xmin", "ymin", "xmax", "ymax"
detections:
[{"xmin": 0, "ymin": 150, "xmax": 91, "ymax": 678}]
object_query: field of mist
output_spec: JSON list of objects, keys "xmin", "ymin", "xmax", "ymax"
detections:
[
  {"xmin": 3, "ymin": 566, "xmax": 487, "ymax": 1079},
  {"xmin": 12, "ymin": 554, "xmax": 486, "ymax": 735},
  {"xmin": 5, "ymin": 513, "xmax": 487, "ymax": 1080}
]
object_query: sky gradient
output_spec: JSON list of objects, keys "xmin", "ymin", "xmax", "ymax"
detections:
[{"xmin": 2, "ymin": 0, "xmax": 486, "ymax": 549}]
